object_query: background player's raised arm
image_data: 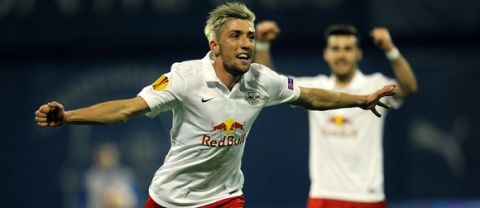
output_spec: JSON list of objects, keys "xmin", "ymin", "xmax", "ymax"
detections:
[
  {"xmin": 254, "ymin": 20, "xmax": 280, "ymax": 70},
  {"xmin": 370, "ymin": 27, "xmax": 417, "ymax": 98}
]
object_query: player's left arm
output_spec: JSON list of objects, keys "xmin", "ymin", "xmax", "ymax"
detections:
[
  {"xmin": 371, "ymin": 27, "xmax": 418, "ymax": 98},
  {"xmin": 290, "ymin": 84, "xmax": 396, "ymax": 117}
]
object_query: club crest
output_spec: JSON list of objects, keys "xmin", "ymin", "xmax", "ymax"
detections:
[{"xmin": 246, "ymin": 91, "xmax": 265, "ymax": 105}]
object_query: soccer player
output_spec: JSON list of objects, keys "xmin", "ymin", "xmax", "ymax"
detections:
[
  {"xmin": 35, "ymin": 3, "xmax": 396, "ymax": 208},
  {"xmin": 255, "ymin": 22, "xmax": 417, "ymax": 208}
]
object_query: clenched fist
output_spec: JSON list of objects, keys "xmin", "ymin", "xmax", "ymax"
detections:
[
  {"xmin": 256, "ymin": 20, "xmax": 280, "ymax": 42},
  {"xmin": 370, "ymin": 27, "xmax": 395, "ymax": 52}
]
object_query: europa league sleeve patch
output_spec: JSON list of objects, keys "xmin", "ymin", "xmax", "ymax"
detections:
[
  {"xmin": 288, "ymin": 77, "xmax": 294, "ymax": 90},
  {"xmin": 152, "ymin": 75, "xmax": 169, "ymax": 91}
]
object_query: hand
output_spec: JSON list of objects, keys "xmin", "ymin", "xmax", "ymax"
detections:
[
  {"xmin": 361, "ymin": 84, "xmax": 396, "ymax": 117},
  {"xmin": 255, "ymin": 20, "xmax": 280, "ymax": 42},
  {"xmin": 370, "ymin": 27, "xmax": 395, "ymax": 52},
  {"xmin": 35, "ymin": 101, "xmax": 65, "ymax": 127}
]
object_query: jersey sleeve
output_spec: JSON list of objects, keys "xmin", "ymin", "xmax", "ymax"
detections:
[
  {"xmin": 137, "ymin": 65, "xmax": 185, "ymax": 118},
  {"xmin": 264, "ymin": 70, "xmax": 301, "ymax": 107}
]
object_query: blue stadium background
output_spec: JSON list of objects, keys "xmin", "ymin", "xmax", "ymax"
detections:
[{"xmin": 1, "ymin": 0, "xmax": 480, "ymax": 207}]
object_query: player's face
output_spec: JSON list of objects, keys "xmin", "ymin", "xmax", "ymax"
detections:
[
  {"xmin": 324, "ymin": 35, "xmax": 362, "ymax": 78},
  {"xmin": 213, "ymin": 19, "xmax": 255, "ymax": 76}
]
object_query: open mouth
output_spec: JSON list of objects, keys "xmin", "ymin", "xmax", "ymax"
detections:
[{"xmin": 236, "ymin": 53, "xmax": 250, "ymax": 60}]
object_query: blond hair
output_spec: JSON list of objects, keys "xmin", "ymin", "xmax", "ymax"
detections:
[{"xmin": 204, "ymin": 2, "xmax": 256, "ymax": 42}]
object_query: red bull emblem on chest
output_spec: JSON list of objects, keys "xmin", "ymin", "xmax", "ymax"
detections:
[{"xmin": 202, "ymin": 118, "xmax": 247, "ymax": 147}]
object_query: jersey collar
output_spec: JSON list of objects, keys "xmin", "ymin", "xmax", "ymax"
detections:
[{"xmin": 202, "ymin": 52, "xmax": 220, "ymax": 83}]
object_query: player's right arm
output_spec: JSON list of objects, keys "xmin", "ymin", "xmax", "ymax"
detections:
[{"xmin": 35, "ymin": 97, "xmax": 150, "ymax": 127}]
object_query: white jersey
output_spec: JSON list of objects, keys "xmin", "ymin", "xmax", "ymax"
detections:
[
  {"xmin": 138, "ymin": 52, "xmax": 300, "ymax": 207},
  {"xmin": 296, "ymin": 70, "xmax": 401, "ymax": 202}
]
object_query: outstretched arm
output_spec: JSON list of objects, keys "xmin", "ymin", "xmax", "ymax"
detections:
[
  {"xmin": 254, "ymin": 20, "xmax": 280, "ymax": 70},
  {"xmin": 291, "ymin": 84, "xmax": 396, "ymax": 117},
  {"xmin": 35, "ymin": 96, "xmax": 150, "ymax": 127},
  {"xmin": 371, "ymin": 27, "xmax": 417, "ymax": 98}
]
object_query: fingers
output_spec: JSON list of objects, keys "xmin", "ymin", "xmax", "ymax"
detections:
[
  {"xmin": 257, "ymin": 21, "xmax": 279, "ymax": 32},
  {"xmin": 35, "ymin": 113, "xmax": 48, "ymax": 122},
  {"xmin": 367, "ymin": 84, "xmax": 396, "ymax": 117},
  {"xmin": 370, "ymin": 27, "xmax": 389, "ymax": 39},
  {"xmin": 38, "ymin": 104, "xmax": 51, "ymax": 114},
  {"xmin": 35, "ymin": 104, "xmax": 50, "ymax": 127},
  {"xmin": 379, "ymin": 84, "xmax": 396, "ymax": 97},
  {"xmin": 35, "ymin": 101, "xmax": 64, "ymax": 128},
  {"xmin": 35, "ymin": 111, "xmax": 50, "ymax": 127},
  {"xmin": 37, "ymin": 121, "xmax": 61, "ymax": 128},
  {"xmin": 371, "ymin": 107, "xmax": 381, "ymax": 118},
  {"xmin": 35, "ymin": 105, "xmax": 49, "ymax": 121},
  {"xmin": 370, "ymin": 28, "xmax": 394, "ymax": 51},
  {"xmin": 48, "ymin": 101, "xmax": 64, "ymax": 111},
  {"xmin": 377, "ymin": 101, "xmax": 391, "ymax": 109}
]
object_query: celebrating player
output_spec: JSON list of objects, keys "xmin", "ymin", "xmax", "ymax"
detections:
[
  {"xmin": 255, "ymin": 21, "xmax": 417, "ymax": 208},
  {"xmin": 35, "ymin": 3, "xmax": 396, "ymax": 208}
]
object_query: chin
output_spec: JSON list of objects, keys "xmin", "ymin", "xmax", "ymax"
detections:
[
  {"xmin": 238, "ymin": 66, "xmax": 250, "ymax": 74},
  {"xmin": 226, "ymin": 64, "xmax": 250, "ymax": 76},
  {"xmin": 237, "ymin": 62, "xmax": 251, "ymax": 71}
]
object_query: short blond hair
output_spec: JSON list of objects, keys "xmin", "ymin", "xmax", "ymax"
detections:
[{"xmin": 204, "ymin": 2, "xmax": 256, "ymax": 42}]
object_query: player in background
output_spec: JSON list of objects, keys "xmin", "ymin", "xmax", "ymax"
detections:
[
  {"xmin": 35, "ymin": 3, "xmax": 397, "ymax": 208},
  {"xmin": 255, "ymin": 21, "xmax": 417, "ymax": 208},
  {"xmin": 80, "ymin": 143, "xmax": 140, "ymax": 208}
]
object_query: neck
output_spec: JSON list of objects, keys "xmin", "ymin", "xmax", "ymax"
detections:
[
  {"xmin": 213, "ymin": 60, "xmax": 242, "ymax": 90},
  {"xmin": 334, "ymin": 69, "xmax": 356, "ymax": 89}
]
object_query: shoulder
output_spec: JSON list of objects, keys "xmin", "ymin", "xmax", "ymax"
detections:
[
  {"xmin": 171, "ymin": 59, "xmax": 203, "ymax": 75},
  {"xmin": 362, "ymin": 72, "xmax": 396, "ymax": 89},
  {"xmin": 242, "ymin": 64, "xmax": 285, "ymax": 93},
  {"xmin": 305, "ymin": 74, "xmax": 329, "ymax": 82},
  {"xmin": 364, "ymin": 72, "xmax": 391, "ymax": 82},
  {"xmin": 166, "ymin": 60, "xmax": 206, "ymax": 86},
  {"xmin": 245, "ymin": 63, "xmax": 277, "ymax": 83},
  {"xmin": 250, "ymin": 63, "xmax": 275, "ymax": 75}
]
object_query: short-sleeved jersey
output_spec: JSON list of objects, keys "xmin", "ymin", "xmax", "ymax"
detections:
[
  {"xmin": 137, "ymin": 52, "xmax": 300, "ymax": 207},
  {"xmin": 296, "ymin": 70, "xmax": 401, "ymax": 202}
]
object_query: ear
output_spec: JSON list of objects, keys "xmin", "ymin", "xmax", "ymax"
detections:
[{"xmin": 209, "ymin": 40, "xmax": 220, "ymax": 56}]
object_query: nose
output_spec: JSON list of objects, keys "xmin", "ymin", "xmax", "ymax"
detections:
[
  {"xmin": 240, "ymin": 36, "xmax": 253, "ymax": 50},
  {"xmin": 333, "ymin": 50, "xmax": 347, "ymax": 59}
]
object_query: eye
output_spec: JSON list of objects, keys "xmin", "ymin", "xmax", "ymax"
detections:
[
  {"xmin": 345, "ymin": 46, "xmax": 354, "ymax": 52},
  {"xmin": 248, "ymin": 33, "xmax": 255, "ymax": 40},
  {"xmin": 331, "ymin": 46, "xmax": 340, "ymax": 52},
  {"xmin": 230, "ymin": 32, "xmax": 240, "ymax": 39}
]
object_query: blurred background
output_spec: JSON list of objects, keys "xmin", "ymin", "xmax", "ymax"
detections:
[{"xmin": 1, "ymin": 0, "xmax": 480, "ymax": 207}]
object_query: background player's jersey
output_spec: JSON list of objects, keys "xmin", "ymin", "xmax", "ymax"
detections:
[
  {"xmin": 138, "ymin": 52, "xmax": 300, "ymax": 207},
  {"xmin": 296, "ymin": 70, "xmax": 401, "ymax": 202}
]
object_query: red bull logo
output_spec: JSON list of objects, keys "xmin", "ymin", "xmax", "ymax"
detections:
[
  {"xmin": 329, "ymin": 114, "xmax": 350, "ymax": 127},
  {"xmin": 322, "ymin": 114, "xmax": 357, "ymax": 138},
  {"xmin": 211, "ymin": 118, "xmax": 245, "ymax": 134},
  {"xmin": 202, "ymin": 118, "xmax": 246, "ymax": 147}
]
